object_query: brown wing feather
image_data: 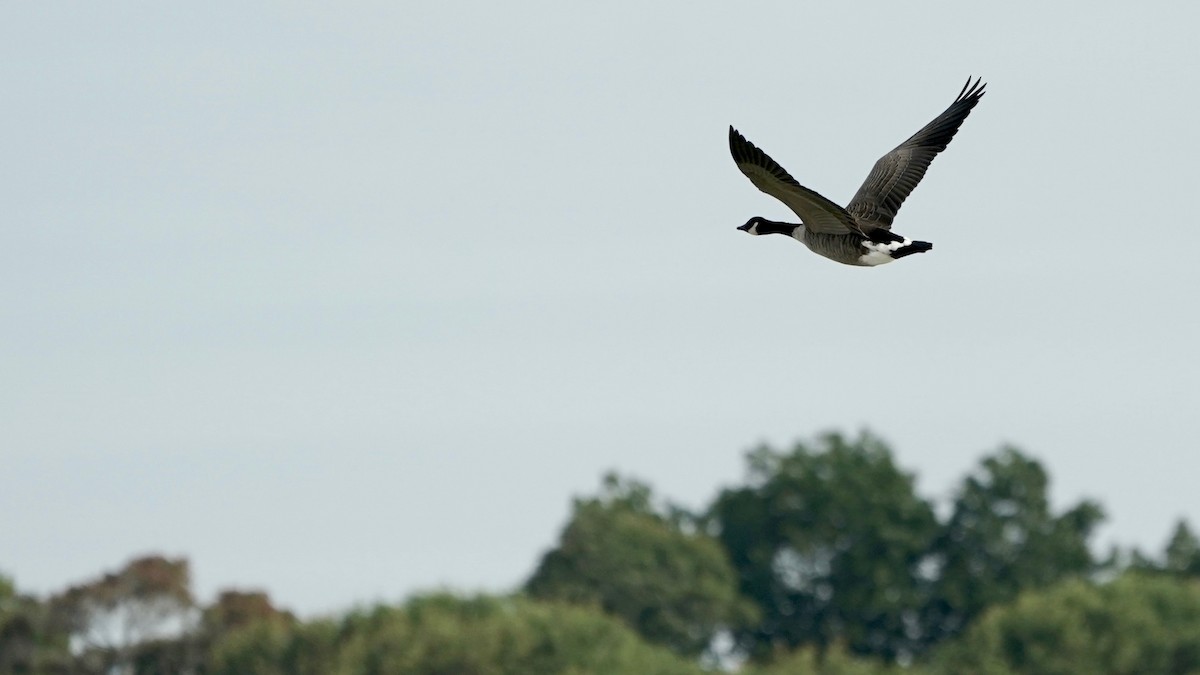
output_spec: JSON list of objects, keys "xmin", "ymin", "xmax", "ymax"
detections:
[
  {"xmin": 846, "ymin": 77, "xmax": 986, "ymax": 230},
  {"xmin": 729, "ymin": 126, "xmax": 863, "ymax": 236}
]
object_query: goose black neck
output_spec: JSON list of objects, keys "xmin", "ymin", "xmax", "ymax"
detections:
[{"xmin": 754, "ymin": 218, "xmax": 799, "ymax": 236}]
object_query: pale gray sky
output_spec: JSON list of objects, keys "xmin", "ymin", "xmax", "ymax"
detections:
[{"xmin": 3, "ymin": 2, "xmax": 1198, "ymax": 615}]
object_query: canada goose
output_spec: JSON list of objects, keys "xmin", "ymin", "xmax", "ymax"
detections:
[{"xmin": 729, "ymin": 77, "xmax": 985, "ymax": 266}]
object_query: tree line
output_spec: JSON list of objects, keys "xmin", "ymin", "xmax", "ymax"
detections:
[{"xmin": 3, "ymin": 430, "xmax": 1199, "ymax": 674}]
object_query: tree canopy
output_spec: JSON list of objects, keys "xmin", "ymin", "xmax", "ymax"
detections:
[
  {"xmin": 932, "ymin": 574, "xmax": 1200, "ymax": 675},
  {"xmin": 3, "ymin": 429, "xmax": 1197, "ymax": 675},
  {"xmin": 209, "ymin": 593, "xmax": 705, "ymax": 675},
  {"xmin": 525, "ymin": 473, "xmax": 756, "ymax": 657},
  {"xmin": 710, "ymin": 430, "xmax": 938, "ymax": 660},
  {"xmin": 921, "ymin": 447, "xmax": 1105, "ymax": 646}
]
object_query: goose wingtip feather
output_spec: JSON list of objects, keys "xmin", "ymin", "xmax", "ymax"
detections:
[{"xmin": 957, "ymin": 76, "xmax": 987, "ymax": 103}]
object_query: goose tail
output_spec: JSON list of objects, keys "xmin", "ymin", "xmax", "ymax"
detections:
[{"xmin": 891, "ymin": 240, "xmax": 932, "ymax": 259}]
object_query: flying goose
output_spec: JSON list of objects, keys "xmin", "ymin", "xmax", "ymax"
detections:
[{"xmin": 729, "ymin": 77, "xmax": 985, "ymax": 266}]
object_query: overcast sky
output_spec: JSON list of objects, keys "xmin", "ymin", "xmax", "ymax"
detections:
[{"xmin": 4, "ymin": 1, "xmax": 1199, "ymax": 616}]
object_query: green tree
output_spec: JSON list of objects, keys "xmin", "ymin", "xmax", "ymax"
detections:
[
  {"xmin": 710, "ymin": 431, "xmax": 938, "ymax": 661},
  {"xmin": 1128, "ymin": 519, "xmax": 1200, "ymax": 581},
  {"xmin": 526, "ymin": 474, "xmax": 754, "ymax": 658},
  {"xmin": 921, "ymin": 448, "xmax": 1104, "ymax": 647},
  {"xmin": 208, "ymin": 593, "xmax": 705, "ymax": 675},
  {"xmin": 0, "ymin": 573, "xmax": 36, "ymax": 674},
  {"xmin": 932, "ymin": 574, "xmax": 1200, "ymax": 675},
  {"xmin": 206, "ymin": 616, "xmax": 339, "ymax": 675},
  {"xmin": 1, "ymin": 573, "xmax": 72, "ymax": 674},
  {"xmin": 1163, "ymin": 520, "xmax": 1200, "ymax": 578},
  {"xmin": 744, "ymin": 643, "xmax": 933, "ymax": 675}
]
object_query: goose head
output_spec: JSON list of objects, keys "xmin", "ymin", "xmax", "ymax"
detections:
[
  {"xmin": 737, "ymin": 217, "xmax": 800, "ymax": 238},
  {"xmin": 737, "ymin": 217, "xmax": 763, "ymax": 235}
]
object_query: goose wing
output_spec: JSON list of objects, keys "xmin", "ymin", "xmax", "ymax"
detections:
[
  {"xmin": 845, "ymin": 77, "xmax": 986, "ymax": 231},
  {"xmin": 729, "ymin": 126, "xmax": 863, "ymax": 236}
]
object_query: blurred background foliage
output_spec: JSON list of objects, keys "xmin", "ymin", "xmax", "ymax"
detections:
[{"xmin": 4, "ymin": 430, "xmax": 1198, "ymax": 674}]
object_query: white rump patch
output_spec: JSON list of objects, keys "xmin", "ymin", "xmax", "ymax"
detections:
[{"xmin": 858, "ymin": 238, "xmax": 911, "ymax": 266}]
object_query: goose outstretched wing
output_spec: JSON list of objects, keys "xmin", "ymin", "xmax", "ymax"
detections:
[
  {"xmin": 729, "ymin": 126, "xmax": 863, "ymax": 236},
  {"xmin": 845, "ymin": 77, "xmax": 986, "ymax": 231}
]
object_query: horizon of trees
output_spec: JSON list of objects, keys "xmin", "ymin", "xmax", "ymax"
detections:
[{"xmin": 4, "ymin": 429, "xmax": 1199, "ymax": 674}]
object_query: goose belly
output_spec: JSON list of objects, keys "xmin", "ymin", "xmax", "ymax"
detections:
[{"xmin": 801, "ymin": 232, "xmax": 884, "ymax": 267}]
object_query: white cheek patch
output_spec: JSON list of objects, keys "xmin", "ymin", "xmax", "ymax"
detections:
[{"xmin": 858, "ymin": 238, "xmax": 911, "ymax": 266}]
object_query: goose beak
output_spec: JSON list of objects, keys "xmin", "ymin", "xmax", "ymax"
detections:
[{"xmin": 737, "ymin": 222, "xmax": 752, "ymax": 232}]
